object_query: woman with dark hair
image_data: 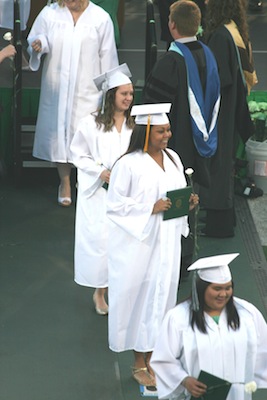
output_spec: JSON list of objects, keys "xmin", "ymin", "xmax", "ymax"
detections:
[
  {"xmin": 150, "ymin": 253, "xmax": 267, "ymax": 399},
  {"xmin": 106, "ymin": 103, "xmax": 198, "ymax": 387},
  {"xmin": 189, "ymin": 272, "xmax": 240, "ymax": 333},
  {"xmin": 70, "ymin": 64, "xmax": 134, "ymax": 315},
  {"xmin": 200, "ymin": 0, "xmax": 255, "ymax": 238}
]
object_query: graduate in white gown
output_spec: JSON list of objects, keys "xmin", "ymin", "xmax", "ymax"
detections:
[
  {"xmin": 70, "ymin": 64, "xmax": 134, "ymax": 315},
  {"xmin": 27, "ymin": 0, "xmax": 118, "ymax": 206},
  {"xmin": 151, "ymin": 253, "xmax": 267, "ymax": 400},
  {"xmin": 106, "ymin": 104, "xmax": 199, "ymax": 387}
]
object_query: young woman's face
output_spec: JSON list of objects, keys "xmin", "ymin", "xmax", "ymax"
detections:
[
  {"xmin": 148, "ymin": 124, "xmax": 172, "ymax": 151},
  {"xmin": 114, "ymin": 83, "xmax": 134, "ymax": 112},
  {"xmin": 204, "ymin": 281, "xmax": 233, "ymax": 314}
]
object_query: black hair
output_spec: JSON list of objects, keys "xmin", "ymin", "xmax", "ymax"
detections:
[{"xmin": 124, "ymin": 124, "xmax": 146, "ymax": 154}]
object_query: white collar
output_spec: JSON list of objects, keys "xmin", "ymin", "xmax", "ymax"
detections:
[{"xmin": 175, "ymin": 36, "xmax": 197, "ymax": 44}]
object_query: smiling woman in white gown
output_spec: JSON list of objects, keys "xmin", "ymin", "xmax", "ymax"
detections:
[
  {"xmin": 70, "ymin": 64, "xmax": 134, "ymax": 315},
  {"xmin": 151, "ymin": 254, "xmax": 267, "ymax": 400},
  {"xmin": 106, "ymin": 104, "xmax": 199, "ymax": 388}
]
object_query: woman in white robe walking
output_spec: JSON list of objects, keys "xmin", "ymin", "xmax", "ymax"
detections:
[
  {"xmin": 106, "ymin": 104, "xmax": 199, "ymax": 387},
  {"xmin": 151, "ymin": 253, "xmax": 267, "ymax": 399},
  {"xmin": 70, "ymin": 64, "xmax": 134, "ymax": 315},
  {"xmin": 27, "ymin": 0, "xmax": 118, "ymax": 206}
]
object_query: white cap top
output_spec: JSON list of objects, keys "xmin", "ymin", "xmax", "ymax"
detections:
[
  {"xmin": 131, "ymin": 103, "xmax": 171, "ymax": 125},
  {"xmin": 187, "ymin": 253, "xmax": 239, "ymax": 283},
  {"xmin": 93, "ymin": 63, "xmax": 132, "ymax": 92}
]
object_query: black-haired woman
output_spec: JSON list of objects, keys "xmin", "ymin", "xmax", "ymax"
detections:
[
  {"xmin": 151, "ymin": 254, "xmax": 267, "ymax": 399},
  {"xmin": 106, "ymin": 104, "xmax": 198, "ymax": 387}
]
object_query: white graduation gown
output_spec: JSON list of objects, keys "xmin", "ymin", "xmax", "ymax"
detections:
[
  {"xmin": 151, "ymin": 298, "xmax": 267, "ymax": 400},
  {"xmin": 27, "ymin": 3, "xmax": 118, "ymax": 162},
  {"xmin": 70, "ymin": 114, "xmax": 133, "ymax": 287},
  {"xmin": 106, "ymin": 149, "xmax": 189, "ymax": 352}
]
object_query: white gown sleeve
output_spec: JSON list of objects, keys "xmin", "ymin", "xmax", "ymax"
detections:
[
  {"xmin": 106, "ymin": 156, "xmax": 155, "ymax": 241},
  {"xmin": 169, "ymin": 150, "xmax": 190, "ymax": 238},
  {"xmin": 234, "ymin": 298, "xmax": 267, "ymax": 389},
  {"xmin": 70, "ymin": 118, "xmax": 105, "ymax": 198},
  {"xmin": 98, "ymin": 13, "xmax": 118, "ymax": 71},
  {"xmin": 151, "ymin": 307, "xmax": 190, "ymax": 399},
  {"xmin": 27, "ymin": 6, "xmax": 50, "ymax": 71},
  {"xmin": 250, "ymin": 304, "xmax": 267, "ymax": 387}
]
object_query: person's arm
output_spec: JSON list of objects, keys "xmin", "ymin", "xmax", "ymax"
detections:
[
  {"xmin": 70, "ymin": 118, "xmax": 108, "ymax": 197},
  {"xmin": 151, "ymin": 306, "xmax": 207, "ymax": 399},
  {"xmin": 27, "ymin": 6, "xmax": 50, "ymax": 71},
  {"xmin": 249, "ymin": 303, "xmax": 267, "ymax": 387},
  {"xmin": 98, "ymin": 13, "xmax": 119, "ymax": 72},
  {"xmin": 106, "ymin": 156, "xmax": 159, "ymax": 241},
  {"xmin": 0, "ymin": 44, "xmax": 16, "ymax": 63},
  {"xmin": 207, "ymin": 28, "xmax": 234, "ymax": 89}
]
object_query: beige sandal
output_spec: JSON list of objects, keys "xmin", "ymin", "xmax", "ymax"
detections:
[{"xmin": 132, "ymin": 367, "xmax": 156, "ymax": 387}]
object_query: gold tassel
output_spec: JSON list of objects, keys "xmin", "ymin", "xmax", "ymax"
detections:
[{"xmin": 143, "ymin": 114, "xmax": 150, "ymax": 152}]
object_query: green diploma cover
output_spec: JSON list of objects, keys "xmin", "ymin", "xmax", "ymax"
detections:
[
  {"xmin": 191, "ymin": 370, "xmax": 232, "ymax": 400},
  {"xmin": 163, "ymin": 186, "xmax": 192, "ymax": 221}
]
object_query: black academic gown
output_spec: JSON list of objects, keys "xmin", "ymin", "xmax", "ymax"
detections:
[
  {"xmin": 143, "ymin": 41, "xmax": 209, "ymax": 275},
  {"xmin": 143, "ymin": 41, "xmax": 210, "ymax": 188},
  {"xmin": 201, "ymin": 26, "xmax": 254, "ymax": 237}
]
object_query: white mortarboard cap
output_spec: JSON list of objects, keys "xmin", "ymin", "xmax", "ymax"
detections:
[
  {"xmin": 93, "ymin": 63, "xmax": 132, "ymax": 92},
  {"xmin": 188, "ymin": 253, "xmax": 239, "ymax": 283},
  {"xmin": 131, "ymin": 103, "xmax": 171, "ymax": 125}
]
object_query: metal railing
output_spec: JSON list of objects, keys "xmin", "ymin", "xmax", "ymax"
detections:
[
  {"xmin": 13, "ymin": 0, "xmax": 22, "ymax": 179},
  {"xmin": 145, "ymin": 0, "xmax": 157, "ymax": 80}
]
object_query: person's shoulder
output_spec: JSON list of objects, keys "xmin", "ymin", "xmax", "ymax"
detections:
[
  {"xmin": 165, "ymin": 300, "xmax": 191, "ymax": 327},
  {"xmin": 234, "ymin": 297, "xmax": 261, "ymax": 316},
  {"xmin": 197, "ymin": 40, "xmax": 218, "ymax": 61},
  {"xmin": 82, "ymin": 112, "xmax": 96, "ymax": 123},
  {"xmin": 47, "ymin": 2, "xmax": 64, "ymax": 12},
  {"xmin": 165, "ymin": 148, "xmax": 184, "ymax": 166},
  {"xmin": 77, "ymin": 113, "xmax": 97, "ymax": 129},
  {"xmin": 112, "ymin": 152, "xmax": 139, "ymax": 173},
  {"xmin": 152, "ymin": 50, "xmax": 184, "ymax": 70},
  {"xmin": 197, "ymin": 40, "xmax": 210, "ymax": 51},
  {"xmin": 210, "ymin": 25, "xmax": 233, "ymax": 42},
  {"xmin": 41, "ymin": 3, "xmax": 70, "ymax": 20},
  {"xmin": 88, "ymin": 1, "xmax": 111, "ymax": 20},
  {"xmin": 166, "ymin": 148, "xmax": 178, "ymax": 158},
  {"xmin": 38, "ymin": 3, "xmax": 57, "ymax": 17},
  {"xmin": 117, "ymin": 151, "xmax": 143, "ymax": 166},
  {"xmin": 123, "ymin": 151, "xmax": 143, "ymax": 161},
  {"xmin": 164, "ymin": 49, "xmax": 184, "ymax": 62}
]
